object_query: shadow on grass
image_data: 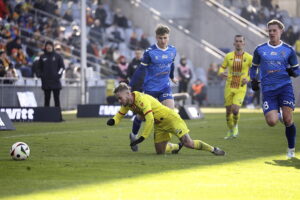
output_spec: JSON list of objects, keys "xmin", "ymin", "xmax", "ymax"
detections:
[
  {"xmin": 0, "ymin": 113, "xmax": 299, "ymax": 198},
  {"xmin": 265, "ymin": 158, "xmax": 300, "ymax": 169}
]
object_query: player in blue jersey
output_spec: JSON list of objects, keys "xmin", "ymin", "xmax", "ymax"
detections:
[
  {"xmin": 129, "ymin": 24, "xmax": 179, "ymax": 152},
  {"xmin": 250, "ymin": 19, "xmax": 300, "ymax": 158}
]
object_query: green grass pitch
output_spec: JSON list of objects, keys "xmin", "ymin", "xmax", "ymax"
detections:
[{"xmin": 0, "ymin": 112, "xmax": 300, "ymax": 200}]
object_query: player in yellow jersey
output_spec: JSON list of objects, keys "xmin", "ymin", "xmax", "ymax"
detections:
[
  {"xmin": 107, "ymin": 82, "xmax": 225, "ymax": 155},
  {"xmin": 218, "ymin": 35, "xmax": 253, "ymax": 139}
]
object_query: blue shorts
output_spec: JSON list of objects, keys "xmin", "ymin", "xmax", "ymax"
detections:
[
  {"xmin": 145, "ymin": 86, "xmax": 173, "ymax": 102},
  {"xmin": 262, "ymin": 84, "xmax": 295, "ymax": 114}
]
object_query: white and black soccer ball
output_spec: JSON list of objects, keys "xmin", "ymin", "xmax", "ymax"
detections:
[{"xmin": 10, "ymin": 142, "xmax": 30, "ymax": 160}]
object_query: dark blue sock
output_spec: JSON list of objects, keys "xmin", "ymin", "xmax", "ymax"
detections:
[
  {"xmin": 132, "ymin": 117, "xmax": 142, "ymax": 135},
  {"xmin": 285, "ymin": 123, "xmax": 296, "ymax": 149}
]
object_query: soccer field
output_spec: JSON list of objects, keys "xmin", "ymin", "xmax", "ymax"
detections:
[{"xmin": 0, "ymin": 111, "xmax": 300, "ymax": 200}]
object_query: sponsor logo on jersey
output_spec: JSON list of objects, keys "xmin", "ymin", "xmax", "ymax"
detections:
[
  {"xmin": 162, "ymin": 54, "xmax": 168, "ymax": 59},
  {"xmin": 270, "ymin": 52, "xmax": 277, "ymax": 56}
]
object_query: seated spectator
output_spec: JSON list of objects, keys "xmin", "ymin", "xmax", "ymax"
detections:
[
  {"xmin": 64, "ymin": 62, "xmax": 80, "ymax": 84},
  {"xmin": 113, "ymin": 55, "xmax": 129, "ymax": 83},
  {"xmin": 207, "ymin": 62, "xmax": 221, "ymax": 84},
  {"xmin": 191, "ymin": 79, "xmax": 207, "ymax": 106},
  {"xmin": 95, "ymin": 3, "xmax": 108, "ymax": 28},
  {"xmin": 86, "ymin": 7, "xmax": 94, "ymax": 27},
  {"xmin": 106, "ymin": 24, "xmax": 125, "ymax": 48},
  {"xmin": 113, "ymin": 8, "xmax": 129, "ymax": 29},
  {"xmin": 129, "ymin": 31, "xmax": 139, "ymax": 50},
  {"xmin": 6, "ymin": 36, "xmax": 22, "ymax": 56},
  {"xmin": 89, "ymin": 19, "xmax": 104, "ymax": 45},
  {"xmin": 139, "ymin": 34, "xmax": 150, "ymax": 50},
  {"xmin": 63, "ymin": 9, "xmax": 73, "ymax": 22},
  {"xmin": 282, "ymin": 26, "xmax": 297, "ymax": 46}
]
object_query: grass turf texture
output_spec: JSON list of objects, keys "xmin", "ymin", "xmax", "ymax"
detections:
[{"xmin": 0, "ymin": 112, "xmax": 300, "ymax": 200}]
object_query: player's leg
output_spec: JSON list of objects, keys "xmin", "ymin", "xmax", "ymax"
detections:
[
  {"xmin": 154, "ymin": 127, "xmax": 180, "ymax": 154},
  {"xmin": 224, "ymin": 90, "xmax": 234, "ymax": 139},
  {"xmin": 225, "ymin": 105, "xmax": 234, "ymax": 139},
  {"xmin": 262, "ymin": 90, "xmax": 280, "ymax": 127},
  {"xmin": 280, "ymin": 85, "xmax": 296, "ymax": 158},
  {"xmin": 231, "ymin": 89, "xmax": 247, "ymax": 137},
  {"xmin": 179, "ymin": 134, "xmax": 225, "ymax": 155},
  {"xmin": 129, "ymin": 114, "xmax": 143, "ymax": 152},
  {"xmin": 158, "ymin": 86, "xmax": 175, "ymax": 109}
]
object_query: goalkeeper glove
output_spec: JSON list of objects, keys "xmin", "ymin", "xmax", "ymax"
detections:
[
  {"xmin": 106, "ymin": 118, "xmax": 115, "ymax": 126},
  {"xmin": 130, "ymin": 136, "xmax": 145, "ymax": 146},
  {"xmin": 251, "ymin": 79, "xmax": 260, "ymax": 91}
]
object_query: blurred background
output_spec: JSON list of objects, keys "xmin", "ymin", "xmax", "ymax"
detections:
[{"xmin": 0, "ymin": 0, "xmax": 300, "ymax": 110}]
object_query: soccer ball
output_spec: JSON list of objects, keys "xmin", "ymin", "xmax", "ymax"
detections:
[{"xmin": 10, "ymin": 142, "xmax": 30, "ymax": 160}]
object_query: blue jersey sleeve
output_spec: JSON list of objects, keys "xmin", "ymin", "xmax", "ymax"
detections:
[
  {"xmin": 129, "ymin": 64, "xmax": 145, "ymax": 89},
  {"xmin": 250, "ymin": 48, "xmax": 260, "ymax": 80},
  {"xmin": 140, "ymin": 50, "xmax": 151, "ymax": 66}
]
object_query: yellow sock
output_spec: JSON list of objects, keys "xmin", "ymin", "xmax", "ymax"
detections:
[
  {"xmin": 226, "ymin": 114, "xmax": 234, "ymax": 130},
  {"xmin": 165, "ymin": 143, "xmax": 179, "ymax": 153},
  {"xmin": 193, "ymin": 140, "xmax": 214, "ymax": 152},
  {"xmin": 233, "ymin": 113, "xmax": 240, "ymax": 127}
]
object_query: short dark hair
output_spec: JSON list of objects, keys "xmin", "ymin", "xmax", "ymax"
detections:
[
  {"xmin": 114, "ymin": 82, "xmax": 131, "ymax": 94},
  {"xmin": 267, "ymin": 19, "xmax": 285, "ymax": 30},
  {"xmin": 155, "ymin": 24, "xmax": 170, "ymax": 35},
  {"xmin": 235, "ymin": 35, "xmax": 245, "ymax": 41}
]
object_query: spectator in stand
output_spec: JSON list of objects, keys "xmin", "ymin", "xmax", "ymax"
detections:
[
  {"xmin": 95, "ymin": 3, "xmax": 107, "ymax": 28},
  {"xmin": 191, "ymin": 79, "xmax": 207, "ymax": 106},
  {"xmin": 113, "ymin": 55, "xmax": 129, "ymax": 83},
  {"xmin": 282, "ymin": 26, "xmax": 297, "ymax": 46},
  {"xmin": 129, "ymin": 31, "xmax": 139, "ymax": 50},
  {"xmin": 5, "ymin": 36, "xmax": 22, "ymax": 56},
  {"xmin": 10, "ymin": 48, "xmax": 31, "ymax": 77},
  {"xmin": 0, "ymin": 0, "xmax": 9, "ymax": 19},
  {"xmin": 63, "ymin": 9, "xmax": 73, "ymax": 22},
  {"xmin": 113, "ymin": 8, "xmax": 129, "ymax": 29},
  {"xmin": 4, "ymin": 64, "xmax": 18, "ymax": 84},
  {"xmin": 37, "ymin": 40, "xmax": 65, "ymax": 108},
  {"xmin": 64, "ymin": 62, "xmax": 80, "ymax": 84},
  {"xmin": 139, "ymin": 33, "xmax": 150, "ymax": 50},
  {"xmin": 127, "ymin": 48, "xmax": 143, "ymax": 91},
  {"xmin": 89, "ymin": 19, "xmax": 104, "ymax": 45},
  {"xmin": 0, "ymin": 50, "xmax": 10, "ymax": 78},
  {"xmin": 86, "ymin": 7, "xmax": 94, "ymax": 27},
  {"xmin": 106, "ymin": 23, "xmax": 125, "ymax": 48},
  {"xmin": 207, "ymin": 62, "xmax": 220, "ymax": 84},
  {"xmin": 177, "ymin": 56, "xmax": 192, "ymax": 93}
]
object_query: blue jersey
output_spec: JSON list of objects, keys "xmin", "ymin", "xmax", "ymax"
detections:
[
  {"xmin": 139, "ymin": 44, "xmax": 176, "ymax": 92},
  {"xmin": 250, "ymin": 41, "xmax": 299, "ymax": 93}
]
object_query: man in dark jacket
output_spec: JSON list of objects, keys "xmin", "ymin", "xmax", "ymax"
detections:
[{"xmin": 37, "ymin": 41, "xmax": 65, "ymax": 107}]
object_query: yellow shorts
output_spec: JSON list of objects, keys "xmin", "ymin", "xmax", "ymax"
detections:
[
  {"xmin": 153, "ymin": 112, "xmax": 190, "ymax": 143},
  {"xmin": 224, "ymin": 88, "xmax": 246, "ymax": 106}
]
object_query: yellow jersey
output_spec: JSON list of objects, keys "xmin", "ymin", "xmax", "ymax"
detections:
[
  {"xmin": 219, "ymin": 51, "xmax": 253, "ymax": 90},
  {"xmin": 113, "ymin": 91, "xmax": 174, "ymax": 139}
]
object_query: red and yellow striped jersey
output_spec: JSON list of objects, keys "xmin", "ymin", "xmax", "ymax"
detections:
[{"xmin": 219, "ymin": 51, "xmax": 252, "ymax": 89}]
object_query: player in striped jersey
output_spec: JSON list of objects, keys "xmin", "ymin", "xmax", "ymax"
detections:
[
  {"xmin": 106, "ymin": 83, "xmax": 225, "ymax": 155},
  {"xmin": 218, "ymin": 35, "xmax": 253, "ymax": 139}
]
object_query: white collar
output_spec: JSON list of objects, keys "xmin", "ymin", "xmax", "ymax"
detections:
[
  {"xmin": 155, "ymin": 43, "xmax": 168, "ymax": 51},
  {"xmin": 267, "ymin": 41, "xmax": 283, "ymax": 48}
]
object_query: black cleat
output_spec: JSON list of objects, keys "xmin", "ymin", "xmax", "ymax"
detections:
[
  {"xmin": 172, "ymin": 143, "xmax": 183, "ymax": 154},
  {"xmin": 212, "ymin": 147, "xmax": 226, "ymax": 156}
]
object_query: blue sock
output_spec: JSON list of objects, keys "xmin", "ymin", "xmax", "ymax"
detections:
[
  {"xmin": 285, "ymin": 123, "xmax": 296, "ymax": 149},
  {"xmin": 132, "ymin": 117, "xmax": 142, "ymax": 135}
]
